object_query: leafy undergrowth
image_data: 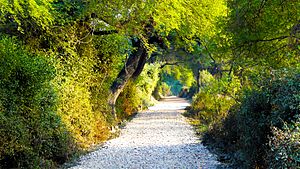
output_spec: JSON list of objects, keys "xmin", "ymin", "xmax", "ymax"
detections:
[
  {"xmin": 0, "ymin": 37, "xmax": 77, "ymax": 168},
  {"xmin": 189, "ymin": 71, "xmax": 300, "ymax": 168},
  {"xmin": 0, "ymin": 36, "xmax": 158, "ymax": 168}
]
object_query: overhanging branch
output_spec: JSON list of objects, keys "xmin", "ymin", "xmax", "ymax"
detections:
[
  {"xmin": 232, "ymin": 35, "xmax": 292, "ymax": 50},
  {"xmin": 245, "ymin": 35, "xmax": 290, "ymax": 43},
  {"xmin": 93, "ymin": 30, "xmax": 118, "ymax": 35},
  {"xmin": 160, "ymin": 62, "xmax": 183, "ymax": 69},
  {"xmin": 195, "ymin": 38, "xmax": 216, "ymax": 63}
]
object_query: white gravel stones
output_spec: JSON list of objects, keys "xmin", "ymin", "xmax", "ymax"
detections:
[{"xmin": 68, "ymin": 97, "xmax": 225, "ymax": 169}]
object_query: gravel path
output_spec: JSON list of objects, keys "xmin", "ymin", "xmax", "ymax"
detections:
[{"xmin": 68, "ymin": 97, "xmax": 225, "ymax": 169}]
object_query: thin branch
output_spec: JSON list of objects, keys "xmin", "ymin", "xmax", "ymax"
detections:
[
  {"xmin": 252, "ymin": 0, "xmax": 267, "ymax": 21},
  {"xmin": 246, "ymin": 35, "xmax": 289, "ymax": 43},
  {"xmin": 160, "ymin": 62, "xmax": 183, "ymax": 69},
  {"xmin": 76, "ymin": 28, "xmax": 95, "ymax": 44},
  {"xmin": 93, "ymin": 30, "xmax": 118, "ymax": 35},
  {"xmin": 124, "ymin": 54, "xmax": 128, "ymax": 75},
  {"xmin": 233, "ymin": 35, "xmax": 291, "ymax": 50},
  {"xmin": 203, "ymin": 43, "xmax": 216, "ymax": 63},
  {"xmin": 196, "ymin": 38, "xmax": 216, "ymax": 63}
]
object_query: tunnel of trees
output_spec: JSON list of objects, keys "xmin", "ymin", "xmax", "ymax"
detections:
[{"xmin": 0, "ymin": 0, "xmax": 299, "ymax": 168}]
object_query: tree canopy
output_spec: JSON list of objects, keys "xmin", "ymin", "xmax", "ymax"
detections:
[{"xmin": 0, "ymin": 0, "xmax": 299, "ymax": 168}]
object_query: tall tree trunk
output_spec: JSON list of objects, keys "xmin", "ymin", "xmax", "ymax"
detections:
[
  {"xmin": 131, "ymin": 48, "xmax": 148, "ymax": 80},
  {"xmin": 108, "ymin": 39, "xmax": 147, "ymax": 119}
]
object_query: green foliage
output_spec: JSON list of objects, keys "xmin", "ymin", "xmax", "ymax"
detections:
[
  {"xmin": 0, "ymin": 36, "xmax": 75, "ymax": 168},
  {"xmin": 237, "ymin": 75, "xmax": 299, "ymax": 168},
  {"xmin": 234, "ymin": 89, "xmax": 271, "ymax": 168},
  {"xmin": 52, "ymin": 0, "xmax": 87, "ymax": 24},
  {"xmin": 51, "ymin": 31, "xmax": 129, "ymax": 148},
  {"xmin": 55, "ymin": 75, "xmax": 110, "ymax": 148},
  {"xmin": 0, "ymin": 0, "xmax": 54, "ymax": 33},
  {"xmin": 157, "ymin": 82, "xmax": 172, "ymax": 97},
  {"xmin": 178, "ymin": 67, "xmax": 194, "ymax": 88},
  {"xmin": 89, "ymin": 0, "xmax": 154, "ymax": 35},
  {"xmin": 268, "ymin": 118, "xmax": 300, "ymax": 169},
  {"xmin": 187, "ymin": 1, "xmax": 300, "ymax": 167},
  {"xmin": 136, "ymin": 63, "xmax": 161, "ymax": 106},
  {"xmin": 1, "ymin": 0, "xmax": 298, "ymax": 168},
  {"xmin": 117, "ymin": 63, "xmax": 161, "ymax": 119},
  {"xmin": 190, "ymin": 71, "xmax": 241, "ymax": 128},
  {"xmin": 159, "ymin": 75, "xmax": 181, "ymax": 96},
  {"xmin": 162, "ymin": 65, "xmax": 195, "ymax": 88},
  {"xmin": 159, "ymin": 65, "xmax": 195, "ymax": 96},
  {"xmin": 204, "ymin": 74, "xmax": 300, "ymax": 168},
  {"xmin": 116, "ymin": 80, "xmax": 142, "ymax": 120},
  {"xmin": 0, "ymin": 0, "xmax": 230, "ymax": 167},
  {"xmin": 225, "ymin": 0, "xmax": 300, "ymax": 80},
  {"xmin": 199, "ymin": 70, "xmax": 215, "ymax": 86},
  {"xmin": 153, "ymin": 0, "xmax": 227, "ymax": 38}
]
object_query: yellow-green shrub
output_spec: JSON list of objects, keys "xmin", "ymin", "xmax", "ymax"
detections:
[
  {"xmin": 136, "ymin": 63, "xmax": 160, "ymax": 106},
  {"xmin": 0, "ymin": 36, "xmax": 75, "ymax": 168},
  {"xmin": 157, "ymin": 82, "xmax": 172, "ymax": 96},
  {"xmin": 48, "ymin": 27, "xmax": 129, "ymax": 148},
  {"xmin": 56, "ymin": 77, "xmax": 110, "ymax": 148},
  {"xmin": 191, "ymin": 71, "xmax": 241, "ymax": 129},
  {"xmin": 116, "ymin": 80, "xmax": 143, "ymax": 120},
  {"xmin": 52, "ymin": 39, "xmax": 118, "ymax": 148},
  {"xmin": 116, "ymin": 63, "xmax": 161, "ymax": 120}
]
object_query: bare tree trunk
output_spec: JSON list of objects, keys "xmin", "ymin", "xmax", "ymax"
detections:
[{"xmin": 108, "ymin": 39, "xmax": 147, "ymax": 119}]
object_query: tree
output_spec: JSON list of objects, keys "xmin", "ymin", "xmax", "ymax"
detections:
[
  {"xmin": 86, "ymin": 0, "xmax": 227, "ymax": 117},
  {"xmin": 226, "ymin": 0, "xmax": 300, "ymax": 81}
]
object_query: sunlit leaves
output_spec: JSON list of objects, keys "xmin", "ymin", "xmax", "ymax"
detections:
[
  {"xmin": 89, "ymin": 0, "xmax": 154, "ymax": 35},
  {"xmin": 162, "ymin": 65, "xmax": 195, "ymax": 88},
  {"xmin": 153, "ymin": 0, "xmax": 227, "ymax": 39},
  {"xmin": 0, "ymin": 0, "xmax": 54, "ymax": 32}
]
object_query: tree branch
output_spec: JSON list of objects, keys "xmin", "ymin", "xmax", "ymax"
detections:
[
  {"xmin": 93, "ymin": 30, "xmax": 118, "ymax": 35},
  {"xmin": 195, "ymin": 38, "xmax": 216, "ymax": 63},
  {"xmin": 160, "ymin": 62, "xmax": 183, "ymax": 69},
  {"xmin": 233, "ymin": 35, "xmax": 291, "ymax": 50},
  {"xmin": 203, "ymin": 43, "xmax": 216, "ymax": 63},
  {"xmin": 245, "ymin": 35, "xmax": 290, "ymax": 43}
]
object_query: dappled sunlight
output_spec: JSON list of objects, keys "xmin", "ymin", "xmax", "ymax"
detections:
[{"xmin": 1, "ymin": 0, "xmax": 297, "ymax": 168}]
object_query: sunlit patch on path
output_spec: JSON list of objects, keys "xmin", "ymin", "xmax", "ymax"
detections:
[{"xmin": 68, "ymin": 97, "xmax": 226, "ymax": 169}]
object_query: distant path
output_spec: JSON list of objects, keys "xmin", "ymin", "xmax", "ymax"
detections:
[{"xmin": 68, "ymin": 96, "xmax": 225, "ymax": 169}]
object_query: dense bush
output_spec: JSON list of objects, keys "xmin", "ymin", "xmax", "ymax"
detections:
[
  {"xmin": 116, "ymin": 63, "xmax": 161, "ymax": 120},
  {"xmin": 190, "ymin": 71, "xmax": 241, "ymax": 129},
  {"xmin": 52, "ymin": 46, "xmax": 111, "ymax": 148},
  {"xmin": 136, "ymin": 63, "xmax": 160, "ymax": 106},
  {"xmin": 116, "ymin": 80, "xmax": 143, "ymax": 120},
  {"xmin": 0, "ymin": 37, "xmax": 75, "ymax": 168},
  {"xmin": 0, "ymin": 32, "xmax": 127, "ymax": 167},
  {"xmin": 200, "ymin": 74, "xmax": 300, "ymax": 168},
  {"xmin": 0, "ymin": 17, "xmax": 145, "ymax": 168},
  {"xmin": 49, "ymin": 29, "xmax": 128, "ymax": 148},
  {"xmin": 157, "ymin": 82, "xmax": 172, "ymax": 97},
  {"xmin": 268, "ymin": 118, "xmax": 300, "ymax": 169},
  {"xmin": 235, "ymin": 75, "xmax": 299, "ymax": 168},
  {"xmin": 159, "ymin": 65, "xmax": 195, "ymax": 96}
]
